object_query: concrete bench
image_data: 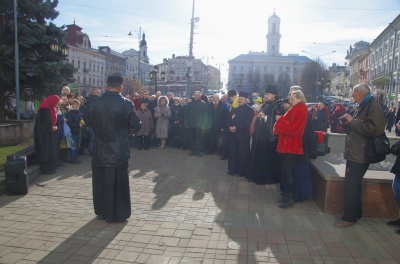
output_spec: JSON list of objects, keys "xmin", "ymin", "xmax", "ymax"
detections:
[{"xmin": 310, "ymin": 153, "xmax": 399, "ymax": 218}]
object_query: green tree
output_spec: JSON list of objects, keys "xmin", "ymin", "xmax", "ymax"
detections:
[{"xmin": 0, "ymin": 0, "xmax": 74, "ymax": 121}]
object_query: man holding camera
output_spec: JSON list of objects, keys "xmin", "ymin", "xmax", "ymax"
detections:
[{"xmin": 335, "ymin": 83, "xmax": 385, "ymax": 228}]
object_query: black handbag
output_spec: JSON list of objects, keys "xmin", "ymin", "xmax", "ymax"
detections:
[
  {"xmin": 363, "ymin": 100, "xmax": 390, "ymax": 164},
  {"xmin": 390, "ymin": 141, "xmax": 400, "ymax": 156},
  {"xmin": 365, "ymin": 133, "xmax": 390, "ymax": 163}
]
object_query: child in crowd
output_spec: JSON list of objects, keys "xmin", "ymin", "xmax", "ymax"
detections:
[{"xmin": 66, "ymin": 99, "xmax": 84, "ymax": 164}]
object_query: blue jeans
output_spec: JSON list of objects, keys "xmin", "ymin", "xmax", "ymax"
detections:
[
  {"xmin": 69, "ymin": 134, "xmax": 80, "ymax": 160},
  {"xmin": 393, "ymin": 174, "xmax": 400, "ymax": 207}
]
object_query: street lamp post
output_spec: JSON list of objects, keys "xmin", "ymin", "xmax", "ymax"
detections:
[
  {"xmin": 186, "ymin": 0, "xmax": 199, "ymax": 97},
  {"xmin": 149, "ymin": 66, "xmax": 165, "ymax": 94},
  {"xmin": 128, "ymin": 27, "xmax": 142, "ymax": 83},
  {"xmin": 302, "ymin": 50, "xmax": 336, "ymax": 101}
]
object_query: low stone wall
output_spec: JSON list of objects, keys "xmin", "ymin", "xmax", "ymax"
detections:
[
  {"xmin": 310, "ymin": 153, "xmax": 399, "ymax": 218},
  {"xmin": 328, "ymin": 132, "xmax": 398, "ymax": 154},
  {"xmin": 0, "ymin": 121, "xmax": 35, "ymax": 146}
]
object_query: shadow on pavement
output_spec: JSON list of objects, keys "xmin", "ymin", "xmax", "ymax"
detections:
[{"xmin": 39, "ymin": 218, "xmax": 126, "ymax": 263}]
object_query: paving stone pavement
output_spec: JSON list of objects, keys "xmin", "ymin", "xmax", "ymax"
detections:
[{"xmin": 0, "ymin": 147, "xmax": 400, "ymax": 264}]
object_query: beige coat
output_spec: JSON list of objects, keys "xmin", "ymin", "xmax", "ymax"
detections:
[{"xmin": 344, "ymin": 98, "xmax": 385, "ymax": 163}]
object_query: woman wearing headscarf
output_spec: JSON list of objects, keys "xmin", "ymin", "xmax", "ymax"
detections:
[
  {"xmin": 154, "ymin": 96, "xmax": 171, "ymax": 149},
  {"xmin": 34, "ymin": 95, "xmax": 60, "ymax": 174}
]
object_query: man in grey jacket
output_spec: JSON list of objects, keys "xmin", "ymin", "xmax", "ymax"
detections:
[{"xmin": 335, "ymin": 83, "xmax": 385, "ymax": 228}]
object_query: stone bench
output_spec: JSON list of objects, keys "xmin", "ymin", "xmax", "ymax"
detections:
[{"xmin": 310, "ymin": 153, "xmax": 399, "ymax": 218}]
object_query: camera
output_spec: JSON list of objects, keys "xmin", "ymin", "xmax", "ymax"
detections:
[{"xmin": 340, "ymin": 118, "xmax": 347, "ymax": 124}]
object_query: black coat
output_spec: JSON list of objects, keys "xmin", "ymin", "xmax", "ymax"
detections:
[
  {"xmin": 228, "ymin": 104, "xmax": 254, "ymax": 141},
  {"xmin": 66, "ymin": 109, "xmax": 83, "ymax": 136},
  {"xmin": 34, "ymin": 108, "xmax": 58, "ymax": 163},
  {"xmin": 86, "ymin": 91, "xmax": 141, "ymax": 168},
  {"xmin": 184, "ymin": 99, "xmax": 208, "ymax": 128}
]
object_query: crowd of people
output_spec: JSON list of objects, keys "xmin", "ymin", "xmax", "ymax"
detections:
[{"xmin": 33, "ymin": 80, "xmax": 400, "ymax": 231}]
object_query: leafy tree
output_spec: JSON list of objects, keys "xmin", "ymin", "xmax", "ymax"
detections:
[
  {"xmin": 0, "ymin": 0, "xmax": 74, "ymax": 121},
  {"xmin": 299, "ymin": 59, "xmax": 331, "ymax": 102}
]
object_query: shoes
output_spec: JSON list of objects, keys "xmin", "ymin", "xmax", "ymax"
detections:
[
  {"xmin": 189, "ymin": 152, "xmax": 196, "ymax": 156},
  {"xmin": 387, "ymin": 218, "xmax": 400, "ymax": 226},
  {"xmin": 396, "ymin": 229, "xmax": 400, "ymax": 235},
  {"xmin": 138, "ymin": 147, "xmax": 142, "ymax": 150},
  {"xmin": 334, "ymin": 220, "xmax": 356, "ymax": 228},
  {"xmin": 239, "ymin": 173, "xmax": 245, "ymax": 177},
  {"xmin": 97, "ymin": 215, "xmax": 106, "ymax": 220},
  {"xmin": 227, "ymin": 171, "xmax": 235, "ymax": 175},
  {"xmin": 277, "ymin": 194, "xmax": 287, "ymax": 203},
  {"xmin": 220, "ymin": 156, "xmax": 227, "ymax": 160},
  {"xmin": 56, "ymin": 162, "xmax": 64, "ymax": 167},
  {"xmin": 204, "ymin": 151, "xmax": 212, "ymax": 155},
  {"xmin": 196, "ymin": 152, "xmax": 202, "ymax": 157},
  {"xmin": 278, "ymin": 196, "xmax": 294, "ymax": 208}
]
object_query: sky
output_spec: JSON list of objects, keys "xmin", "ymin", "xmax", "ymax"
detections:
[{"xmin": 53, "ymin": 0, "xmax": 400, "ymax": 85}]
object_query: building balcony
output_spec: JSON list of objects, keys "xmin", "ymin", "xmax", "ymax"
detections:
[{"xmin": 370, "ymin": 70, "xmax": 391, "ymax": 85}]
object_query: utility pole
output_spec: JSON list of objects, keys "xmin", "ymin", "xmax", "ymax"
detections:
[
  {"xmin": 14, "ymin": 0, "xmax": 20, "ymax": 120},
  {"xmin": 186, "ymin": 0, "xmax": 195, "ymax": 97}
]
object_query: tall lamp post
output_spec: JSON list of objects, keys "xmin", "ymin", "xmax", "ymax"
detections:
[
  {"xmin": 302, "ymin": 50, "xmax": 336, "ymax": 101},
  {"xmin": 128, "ymin": 27, "xmax": 142, "ymax": 83},
  {"xmin": 186, "ymin": 0, "xmax": 199, "ymax": 97},
  {"xmin": 149, "ymin": 66, "xmax": 165, "ymax": 94}
]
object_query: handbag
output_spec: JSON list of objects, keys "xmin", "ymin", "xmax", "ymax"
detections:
[
  {"xmin": 365, "ymin": 133, "xmax": 390, "ymax": 163},
  {"xmin": 363, "ymin": 100, "xmax": 390, "ymax": 164},
  {"xmin": 390, "ymin": 141, "xmax": 400, "ymax": 156}
]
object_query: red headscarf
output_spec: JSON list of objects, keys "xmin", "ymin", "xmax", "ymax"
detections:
[{"xmin": 38, "ymin": 95, "xmax": 60, "ymax": 126}]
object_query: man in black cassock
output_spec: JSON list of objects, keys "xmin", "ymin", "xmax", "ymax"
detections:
[
  {"xmin": 86, "ymin": 76, "xmax": 141, "ymax": 223},
  {"xmin": 246, "ymin": 85, "xmax": 283, "ymax": 184},
  {"xmin": 227, "ymin": 92, "xmax": 254, "ymax": 176}
]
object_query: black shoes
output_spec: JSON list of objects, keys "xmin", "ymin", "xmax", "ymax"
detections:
[
  {"xmin": 220, "ymin": 156, "xmax": 227, "ymax": 160},
  {"xmin": 189, "ymin": 152, "xmax": 196, "ymax": 156},
  {"xmin": 388, "ymin": 218, "xmax": 400, "ymax": 226},
  {"xmin": 227, "ymin": 171, "xmax": 235, "ymax": 175},
  {"xmin": 278, "ymin": 195, "xmax": 294, "ymax": 208},
  {"xmin": 97, "ymin": 215, "xmax": 106, "ymax": 220}
]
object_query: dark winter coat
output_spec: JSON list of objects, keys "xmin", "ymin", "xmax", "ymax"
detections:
[
  {"xmin": 66, "ymin": 109, "xmax": 83, "ymax": 136},
  {"xmin": 86, "ymin": 91, "xmax": 141, "ymax": 168},
  {"xmin": 184, "ymin": 99, "xmax": 208, "ymax": 128},
  {"xmin": 344, "ymin": 97, "xmax": 385, "ymax": 163},
  {"xmin": 34, "ymin": 108, "xmax": 58, "ymax": 163}
]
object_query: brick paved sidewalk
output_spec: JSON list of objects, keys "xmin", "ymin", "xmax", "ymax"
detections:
[{"xmin": 0, "ymin": 147, "xmax": 400, "ymax": 263}]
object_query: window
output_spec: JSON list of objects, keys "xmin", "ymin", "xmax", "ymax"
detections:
[
  {"xmin": 83, "ymin": 62, "xmax": 86, "ymax": 70},
  {"xmin": 72, "ymin": 59, "xmax": 75, "ymax": 66},
  {"xmin": 272, "ymin": 45, "xmax": 275, "ymax": 51},
  {"xmin": 389, "ymin": 60, "xmax": 392, "ymax": 71},
  {"xmin": 77, "ymin": 76, "xmax": 80, "ymax": 83},
  {"xmin": 395, "ymin": 57, "xmax": 398, "ymax": 70},
  {"xmin": 83, "ymin": 77, "xmax": 86, "ymax": 85},
  {"xmin": 89, "ymin": 78, "xmax": 91, "ymax": 85},
  {"xmin": 78, "ymin": 61, "xmax": 80, "ymax": 69},
  {"xmin": 264, "ymin": 66, "xmax": 267, "ymax": 71}
]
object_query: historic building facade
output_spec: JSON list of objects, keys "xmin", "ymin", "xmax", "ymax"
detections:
[
  {"xmin": 227, "ymin": 12, "xmax": 312, "ymax": 95},
  {"xmin": 370, "ymin": 14, "xmax": 400, "ymax": 107},
  {"xmin": 64, "ymin": 23, "xmax": 106, "ymax": 95}
]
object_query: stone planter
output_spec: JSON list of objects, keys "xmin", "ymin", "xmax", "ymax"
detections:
[{"xmin": 0, "ymin": 120, "xmax": 35, "ymax": 146}]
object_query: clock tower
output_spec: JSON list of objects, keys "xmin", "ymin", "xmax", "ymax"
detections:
[{"xmin": 266, "ymin": 11, "xmax": 281, "ymax": 56}]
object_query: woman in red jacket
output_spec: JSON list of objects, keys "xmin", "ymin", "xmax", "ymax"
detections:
[{"xmin": 273, "ymin": 89, "xmax": 309, "ymax": 208}]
